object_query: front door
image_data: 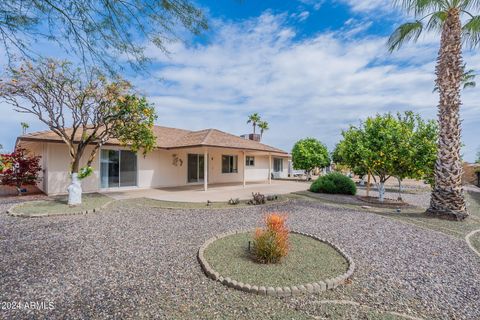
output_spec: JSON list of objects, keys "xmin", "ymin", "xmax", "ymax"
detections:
[{"xmin": 188, "ymin": 154, "xmax": 204, "ymax": 183}]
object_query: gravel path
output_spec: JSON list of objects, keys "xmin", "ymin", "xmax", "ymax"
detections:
[{"xmin": 1, "ymin": 199, "xmax": 479, "ymax": 319}]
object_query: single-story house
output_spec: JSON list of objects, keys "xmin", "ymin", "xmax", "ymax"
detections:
[{"xmin": 16, "ymin": 126, "xmax": 290, "ymax": 195}]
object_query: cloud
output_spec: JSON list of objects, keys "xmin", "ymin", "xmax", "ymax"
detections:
[
  {"xmin": 340, "ymin": 0, "xmax": 392, "ymax": 13},
  {"xmin": 1, "ymin": 10, "xmax": 478, "ymax": 161},
  {"xmin": 297, "ymin": 0, "xmax": 324, "ymax": 11},
  {"xmin": 136, "ymin": 12, "xmax": 480, "ymax": 161},
  {"xmin": 291, "ymin": 11, "xmax": 310, "ymax": 22}
]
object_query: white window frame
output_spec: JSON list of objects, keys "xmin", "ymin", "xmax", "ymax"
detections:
[
  {"xmin": 245, "ymin": 156, "xmax": 255, "ymax": 167},
  {"xmin": 222, "ymin": 155, "xmax": 238, "ymax": 174}
]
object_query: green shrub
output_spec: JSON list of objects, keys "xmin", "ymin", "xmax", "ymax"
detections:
[{"xmin": 310, "ymin": 172, "xmax": 356, "ymax": 195}]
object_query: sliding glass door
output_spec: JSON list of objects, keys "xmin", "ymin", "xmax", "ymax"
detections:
[
  {"xmin": 273, "ymin": 158, "xmax": 283, "ymax": 173},
  {"xmin": 100, "ymin": 150, "xmax": 137, "ymax": 188},
  {"xmin": 188, "ymin": 154, "xmax": 204, "ymax": 183}
]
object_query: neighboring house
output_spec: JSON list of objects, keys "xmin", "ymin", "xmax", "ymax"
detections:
[{"xmin": 16, "ymin": 126, "xmax": 290, "ymax": 195}]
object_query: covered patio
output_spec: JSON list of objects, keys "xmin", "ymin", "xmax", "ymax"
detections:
[{"xmin": 104, "ymin": 180, "xmax": 309, "ymax": 203}]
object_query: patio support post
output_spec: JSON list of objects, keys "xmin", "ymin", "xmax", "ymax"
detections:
[
  {"xmin": 243, "ymin": 151, "xmax": 246, "ymax": 188},
  {"xmin": 268, "ymin": 153, "xmax": 272, "ymax": 184},
  {"xmin": 204, "ymin": 148, "xmax": 208, "ymax": 191}
]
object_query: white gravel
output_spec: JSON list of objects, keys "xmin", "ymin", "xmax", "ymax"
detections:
[{"xmin": 1, "ymin": 198, "xmax": 479, "ymax": 319}]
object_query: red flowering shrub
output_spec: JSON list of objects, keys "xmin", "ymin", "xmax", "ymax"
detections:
[
  {"xmin": 0, "ymin": 147, "xmax": 42, "ymax": 195},
  {"xmin": 253, "ymin": 213, "xmax": 289, "ymax": 264}
]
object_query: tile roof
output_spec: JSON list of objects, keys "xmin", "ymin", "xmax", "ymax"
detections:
[{"xmin": 17, "ymin": 126, "xmax": 288, "ymax": 155}]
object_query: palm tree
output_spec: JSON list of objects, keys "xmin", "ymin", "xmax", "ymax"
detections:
[
  {"xmin": 20, "ymin": 122, "xmax": 29, "ymax": 135},
  {"xmin": 247, "ymin": 113, "xmax": 261, "ymax": 134},
  {"xmin": 388, "ymin": 0, "xmax": 480, "ymax": 220},
  {"xmin": 258, "ymin": 121, "xmax": 269, "ymax": 139},
  {"xmin": 434, "ymin": 64, "xmax": 476, "ymax": 92}
]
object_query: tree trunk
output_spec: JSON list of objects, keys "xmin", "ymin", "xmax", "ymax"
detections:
[
  {"xmin": 377, "ymin": 182, "xmax": 385, "ymax": 202},
  {"xmin": 397, "ymin": 178, "xmax": 402, "ymax": 201},
  {"xmin": 67, "ymin": 173, "xmax": 82, "ymax": 206},
  {"xmin": 427, "ymin": 8, "xmax": 468, "ymax": 220},
  {"xmin": 68, "ymin": 156, "xmax": 82, "ymax": 206}
]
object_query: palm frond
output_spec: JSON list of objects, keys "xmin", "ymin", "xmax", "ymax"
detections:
[
  {"xmin": 387, "ymin": 21, "xmax": 424, "ymax": 52},
  {"xmin": 462, "ymin": 15, "xmax": 480, "ymax": 48},
  {"xmin": 463, "ymin": 81, "xmax": 476, "ymax": 89},
  {"xmin": 461, "ymin": 0, "xmax": 480, "ymax": 11},
  {"xmin": 393, "ymin": 0, "xmax": 445, "ymax": 15},
  {"xmin": 426, "ymin": 11, "xmax": 447, "ymax": 31}
]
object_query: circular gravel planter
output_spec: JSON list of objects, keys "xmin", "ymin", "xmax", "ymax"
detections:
[{"xmin": 198, "ymin": 230, "xmax": 355, "ymax": 296}]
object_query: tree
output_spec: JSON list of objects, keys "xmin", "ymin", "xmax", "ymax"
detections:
[
  {"xmin": 0, "ymin": 59, "xmax": 157, "ymax": 205},
  {"xmin": 258, "ymin": 121, "xmax": 269, "ymax": 139},
  {"xmin": 336, "ymin": 112, "xmax": 438, "ymax": 202},
  {"xmin": 0, "ymin": 0, "xmax": 207, "ymax": 73},
  {"xmin": 337, "ymin": 116, "xmax": 399, "ymax": 202},
  {"xmin": 247, "ymin": 113, "xmax": 261, "ymax": 135},
  {"xmin": 387, "ymin": 1, "xmax": 480, "ymax": 220},
  {"xmin": 291, "ymin": 138, "xmax": 330, "ymax": 179},
  {"xmin": 20, "ymin": 122, "xmax": 29, "ymax": 135},
  {"xmin": 434, "ymin": 64, "xmax": 476, "ymax": 92},
  {"xmin": 391, "ymin": 112, "xmax": 438, "ymax": 200},
  {"xmin": 0, "ymin": 147, "xmax": 42, "ymax": 195}
]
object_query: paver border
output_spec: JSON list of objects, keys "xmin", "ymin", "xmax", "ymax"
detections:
[
  {"xmin": 198, "ymin": 230, "xmax": 355, "ymax": 296},
  {"xmin": 465, "ymin": 229, "xmax": 480, "ymax": 258},
  {"xmin": 6, "ymin": 199, "xmax": 114, "ymax": 218}
]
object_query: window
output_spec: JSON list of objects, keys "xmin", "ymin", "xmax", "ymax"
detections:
[
  {"xmin": 245, "ymin": 156, "xmax": 255, "ymax": 167},
  {"xmin": 222, "ymin": 155, "xmax": 238, "ymax": 173},
  {"xmin": 273, "ymin": 158, "xmax": 283, "ymax": 172}
]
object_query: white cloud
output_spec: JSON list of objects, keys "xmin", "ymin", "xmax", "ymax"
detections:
[
  {"xmin": 298, "ymin": 0, "xmax": 325, "ymax": 11},
  {"xmin": 340, "ymin": 0, "xmax": 392, "ymax": 13},
  {"xmin": 135, "ymin": 12, "xmax": 480, "ymax": 161},
  {"xmin": 1, "ymin": 11, "xmax": 478, "ymax": 161},
  {"xmin": 291, "ymin": 11, "xmax": 310, "ymax": 22}
]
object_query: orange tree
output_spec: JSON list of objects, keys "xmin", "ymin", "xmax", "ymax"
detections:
[{"xmin": 336, "ymin": 112, "xmax": 437, "ymax": 202}]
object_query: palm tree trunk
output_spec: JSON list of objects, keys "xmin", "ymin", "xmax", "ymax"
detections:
[{"xmin": 426, "ymin": 8, "xmax": 468, "ymax": 220}]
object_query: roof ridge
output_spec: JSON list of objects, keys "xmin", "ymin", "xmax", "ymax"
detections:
[
  {"xmin": 210, "ymin": 128, "xmax": 282, "ymax": 150},
  {"xmin": 200, "ymin": 129, "xmax": 215, "ymax": 145},
  {"xmin": 21, "ymin": 129, "xmax": 58, "ymax": 138}
]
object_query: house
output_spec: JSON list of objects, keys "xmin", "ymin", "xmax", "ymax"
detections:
[{"xmin": 16, "ymin": 126, "xmax": 290, "ymax": 195}]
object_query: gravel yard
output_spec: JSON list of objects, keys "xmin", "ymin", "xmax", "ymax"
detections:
[{"xmin": 1, "ymin": 197, "xmax": 479, "ymax": 319}]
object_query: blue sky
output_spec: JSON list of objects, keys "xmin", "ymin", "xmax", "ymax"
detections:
[{"xmin": 1, "ymin": 0, "xmax": 479, "ymax": 161}]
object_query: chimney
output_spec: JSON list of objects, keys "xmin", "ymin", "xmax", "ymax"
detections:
[{"xmin": 240, "ymin": 134, "xmax": 261, "ymax": 142}]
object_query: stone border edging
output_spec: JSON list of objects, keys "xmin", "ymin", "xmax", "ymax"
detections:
[
  {"xmin": 6, "ymin": 199, "xmax": 114, "ymax": 218},
  {"xmin": 197, "ymin": 230, "xmax": 355, "ymax": 296},
  {"xmin": 465, "ymin": 229, "xmax": 480, "ymax": 258}
]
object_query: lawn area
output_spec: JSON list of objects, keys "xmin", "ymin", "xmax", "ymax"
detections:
[
  {"xmin": 10, "ymin": 193, "xmax": 113, "ymax": 216},
  {"xmin": 204, "ymin": 232, "xmax": 349, "ymax": 287},
  {"xmin": 114, "ymin": 196, "xmax": 287, "ymax": 209}
]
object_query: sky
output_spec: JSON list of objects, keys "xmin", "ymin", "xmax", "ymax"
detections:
[{"xmin": 1, "ymin": 0, "xmax": 479, "ymax": 161}]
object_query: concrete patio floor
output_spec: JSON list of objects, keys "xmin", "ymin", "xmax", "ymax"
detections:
[{"xmin": 104, "ymin": 180, "xmax": 310, "ymax": 202}]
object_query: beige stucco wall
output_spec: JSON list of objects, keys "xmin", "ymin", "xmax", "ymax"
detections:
[
  {"xmin": 28, "ymin": 142, "xmax": 289, "ymax": 195},
  {"xmin": 46, "ymin": 143, "xmax": 101, "ymax": 195},
  {"xmin": 17, "ymin": 141, "xmax": 48, "ymax": 193}
]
